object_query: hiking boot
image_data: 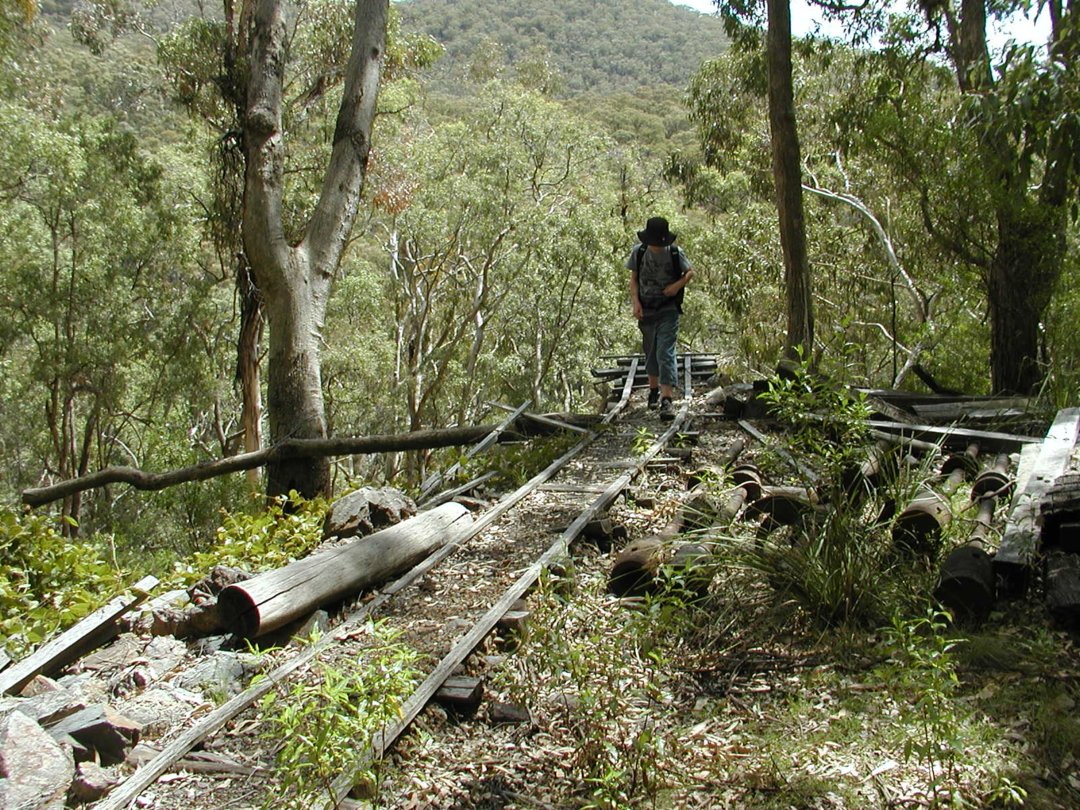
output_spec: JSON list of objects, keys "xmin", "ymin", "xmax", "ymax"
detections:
[
  {"xmin": 659, "ymin": 397, "xmax": 674, "ymax": 420},
  {"xmin": 647, "ymin": 388, "xmax": 660, "ymax": 410}
]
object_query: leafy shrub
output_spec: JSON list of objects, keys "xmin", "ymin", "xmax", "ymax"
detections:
[
  {"xmin": 259, "ymin": 621, "xmax": 420, "ymax": 807},
  {"xmin": 0, "ymin": 508, "xmax": 127, "ymax": 657},
  {"xmin": 170, "ymin": 491, "xmax": 329, "ymax": 586}
]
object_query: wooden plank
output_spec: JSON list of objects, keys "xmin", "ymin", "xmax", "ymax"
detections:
[
  {"xmin": 0, "ymin": 575, "xmax": 158, "ymax": 696},
  {"xmin": 911, "ymin": 397, "xmax": 1031, "ymax": 421},
  {"xmin": 488, "ymin": 404, "xmax": 590, "ymax": 435},
  {"xmin": 418, "ymin": 470, "xmax": 498, "ymax": 510},
  {"xmin": 994, "ymin": 408, "xmax": 1080, "ymax": 595},
  {"xmin": 866, "ymin": 420, "xmax": 1041, "ymax": 454}
]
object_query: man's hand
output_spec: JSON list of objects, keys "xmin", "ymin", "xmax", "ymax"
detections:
[
  {"xmin": 663, "ymin": 268, "xmax": 694, "ymax": 297},
  {"xmin": 632, "ymin": 299, "xmax": 643, "ymax": 320}
]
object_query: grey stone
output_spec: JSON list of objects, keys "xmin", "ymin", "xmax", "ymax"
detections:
[
  {"xmin": 0, "ymin": 710, "xmax": 74, "ymax": 810},
  {"xmin": 17, "ymin": 675, "xmax": 60, "ymax": 698},
  {"xmin": 322, "ymin": 486, "xmax": 416, "ymax": 540},
  {"xmin": 53, "ymin": 673, "xmax": 109, "ymax": 707},
  {"xmin": 11, "ymin": 686, "xmax": 86, "ymax": 727},
  {"xmin": 116, "ymin": 686, "xmax": 207, "ymax": 740},
  {"xmin": 170, "ymin": 651, "xmax": 259, "ymax": 699},
  {"xmin": 69, "ymin": 760, "xmax": 118, "ymax": 804},
  {"xmin": 150, "ymin": 602, "xmax": 222, "ymax": 639},
  {"xmin": 45, "ymin": 705, "xmax": 141, "ymax": 766},
  {"xmin": 78, "ymin": 633, "xmax": 142, "ymax": 674}
]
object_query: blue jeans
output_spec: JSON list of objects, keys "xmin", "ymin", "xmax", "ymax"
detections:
[{"xmin": 639, "ymin": 310, "xmax": 679, "ymax": 388}]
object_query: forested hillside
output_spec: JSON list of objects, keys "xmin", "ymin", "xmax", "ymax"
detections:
[{"xmin": 396, "ymin": 0, "xmax": 728, "ymax": 93}]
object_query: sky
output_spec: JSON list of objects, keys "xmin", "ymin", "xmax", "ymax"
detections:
[{"xmin": 669, "ymin": 0, "xmax": 1052, "ymax": 48}]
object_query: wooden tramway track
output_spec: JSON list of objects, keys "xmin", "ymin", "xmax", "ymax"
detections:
[{"xmin": 95, "ymin": 356, "xmax": 707, "ymax": 809}]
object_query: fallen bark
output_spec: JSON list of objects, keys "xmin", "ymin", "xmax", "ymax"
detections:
[{"xmin": 23, "ymin": 425, "xmax": 514, "ymax": 507}]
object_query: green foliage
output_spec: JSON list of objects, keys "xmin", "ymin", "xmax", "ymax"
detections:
[
  {"xmin": 879, "ymin": 610, "xmax": 966, "ymax": 801},
  {"xmin": 170, "ymin": 493, "xmax": 330, "ymax": 587},
  {"xmin": 0, "ymin": 508, "xmax": 126, "ymax": 657},
  {"xmin": 728, "ymin": 361, "xmax": 926, "ymax": 627},
  {"xmin": 398, "ymin": 0, "xmax": 728, "ymax": 96},
  {"xmin": 258, "ymin": 621, "xmax": 420, "ymax": 807},
  {"xmin": 757, "ymin": 358, "xmax": 872, "ymax": 477},
  {"xmin": 631, "ymin": 427, "xmax": 656, "ymax": 456}
]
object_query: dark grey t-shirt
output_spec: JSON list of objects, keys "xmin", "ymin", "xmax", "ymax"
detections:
[{"xmin": 625, "ymin": 243, "xmax": 692, "ymax": 314}]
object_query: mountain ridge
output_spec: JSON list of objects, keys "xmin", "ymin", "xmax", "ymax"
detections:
[{"xmin": 396, "ymin": 0, "xmax": 728, "ymax": 95}]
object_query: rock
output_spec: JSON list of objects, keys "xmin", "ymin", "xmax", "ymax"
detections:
[
  {"xmin": 0, "ymin": 710, "xmax": 74, "ymax": 810},
  {"xmin": 139, "ymin": 636, "xmax": 189, "ymax": 675},
  {"xmin": 78, "ymin": 633, "xmax": 143, "ymax": 674},
  {"xmin": 45, "ymin": 705, "xmax": 141, "ymax": 766},
  {"xmin": 322, "ymin": 486, "xmax": 416, "ymax": 540},
  {"xmin": 10, "ymin": 685, "xmax": 86, "ymax": 727},
  {"xmin": 187, "ymin": 566, "xmax": 251, "ymax": 601},
  {"xmin": 151, "ymin": 603, "xmax": 223, "ymax": 639},
  {"xmin": 53, "ymin": 673, "xmax": 109, "ymax": 707},
  {"xmin": 18, "ymin": 675, "xmax": 61, "ymax": 698},
  {"xmin": 69, "ymin": 760, "xmax": 117, "ymax": 804},
  {"xmin": 117, "ymin": 686, "xmax": 207, "ymax": 740},
  {"xmin": 489, "ymin": 702, "xmax": 531, "ymax": 725},
  {"xmin": 171, "ymin": 651, "xmax": 260, "ymax": 699}
]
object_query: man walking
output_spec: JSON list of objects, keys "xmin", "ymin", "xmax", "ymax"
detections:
[{"xmin": 627, "ymin": 216, "xmax": 694, "ymax": 420}]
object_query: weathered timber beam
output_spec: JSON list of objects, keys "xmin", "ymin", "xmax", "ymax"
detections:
[
  {"xmin": 995, "ymin": 408, "xmax": 1080, "ymax": 595},
  {"xmin": 866, "ymin": 420, "xmax": 1040, "ymax": 454},
  {"xmin": 217, "ymin": 502, "xmax": 473, "ymax": 637},
  {"xmin": 22, "ymin": 425, "xmax": 513, "ymax": 507},
  {"xmin": 0, "ymin": 576, "xmax": 158, "ymax": 695}
]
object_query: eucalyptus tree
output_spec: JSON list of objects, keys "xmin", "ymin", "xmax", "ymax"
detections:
[
  {"xmin": 371, "ymin": 83, "xmax": 633, "ymax": 466},
  {"xmin": 698, "ymin": 0, "xmax": 814, "ymax": 362},
  {"xmin": 850, "ymin": 1, "xmax": 1080, "ymax": 394},
  {"xmin": 77, "ymin": 0, "xmax": 438, "ymax": 499},
  {"xmin": 0, "ymin": 108, "xmax": 214, "ymax": 531}
]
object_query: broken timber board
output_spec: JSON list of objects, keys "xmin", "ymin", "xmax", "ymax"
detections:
[
  {"xmin": 0, "ymin": 575, "xmax": 158, "ymax": 696},
  {"xmin": 488, "ymin": 403, "xmax": 590, "ymax": 435},
  {"xmin": 419, "ymin": 400, "xmax": 530, "ymax": 497},
  {"xmin": 994, "ymin": 407, "xmax": 1080, "ymax": 596},
  {"xmin": 418, "ymin": 470, "xmax": 498, "ymax": 510},
  {"xmin": 866, "ymin": 420, "xmax": 1041, "ymax": 454}
]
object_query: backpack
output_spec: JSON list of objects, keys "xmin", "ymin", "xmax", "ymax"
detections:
[{"xmin": 634, "ymin": 243, "xmax": 685, "ymax": 312}]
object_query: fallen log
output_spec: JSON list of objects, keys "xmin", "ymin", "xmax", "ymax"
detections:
[
  {"xmin": 217, "ymin": 503, "xmax": 473, "ymax": 637},
  {"xmin": 23, "ymin": 425, "xmax": 518, "ymax": 507}
]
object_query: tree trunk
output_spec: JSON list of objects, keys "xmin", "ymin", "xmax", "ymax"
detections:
[
  {"xmin": 987, "ymin": 203, "xmax": 1061, "ymax": 394},
  {"xmin": 766, "ymin": 0, "xmax": 813, "ymax": 361},
  {"xmin": 242, "ymin": 0, "xmax": 388, "ymax": 500},
  {"xmin": 262, "ymin": 273, "xmax": 332, "ymax": 497},
  {"xmin": 236, "ymin": 258, "xmax": 264, "ymax": 491}
]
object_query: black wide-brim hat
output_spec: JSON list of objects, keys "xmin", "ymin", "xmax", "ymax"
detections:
[{"xmin": 638, "ymin": 216, "xmax": 677, "ymax": 246}]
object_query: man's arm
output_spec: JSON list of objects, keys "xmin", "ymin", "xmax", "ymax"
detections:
[
  {"xmin": 663, "ymin": 267, "xmax": 694, "ymax": 297},
  {"xmin": 629, "ymin": 270, "xmax": 643, "ymax": 320}
]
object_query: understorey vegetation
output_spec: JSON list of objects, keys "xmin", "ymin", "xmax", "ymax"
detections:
[{"xmin": 2, "ymin": 0, "xmax": 1079, "ymax": 806}]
